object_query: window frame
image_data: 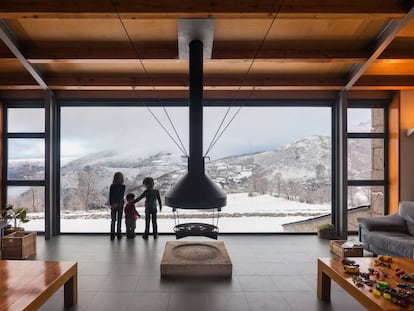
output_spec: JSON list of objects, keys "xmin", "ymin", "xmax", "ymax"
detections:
[
  {"xmin": 58, "ymin": 99, "xmax": 335, "ymax": 233},
  {"xmin": 2, "ymin": 102, "xmax": 46, "ymax": 232},
  {"xmin": 1, "ymin": 98, "xmax": 390, "ymax": 234},
  {"xmin": 347, "ymin": 100, "xmax": 389, "ymax": 215}
]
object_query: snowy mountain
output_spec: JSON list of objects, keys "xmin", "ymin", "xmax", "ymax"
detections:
[
  {"xmin": 60, "ymin": 150, "xmax": 187, "ymax": 211},
  {"xmin": 11, "ymin": 135, "xmax": 372, "ymax": 212},
  {"xmin": 58, "ymin": 135, "xmax": 336, "ymax": 211},
  {"xmin": 203, "ymin": 135, "xmax": 333, "ymax": 202},
  {"xmin": 209, "ymin": 135, "xmax": 331, "ymax": 183}
]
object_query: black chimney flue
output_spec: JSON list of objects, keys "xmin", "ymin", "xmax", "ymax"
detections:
[
  {"xmin": 188, "ymin": 40, "xmax": 204, "ymax": 176},
  {"xmin": 165, "ymin": 39, "xmax": 227, "ymax": 210}
]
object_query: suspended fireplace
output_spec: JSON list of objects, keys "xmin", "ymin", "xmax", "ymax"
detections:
[{"xmin": 165, "ymin": 23, "xmax": 226, "ymax": 239}]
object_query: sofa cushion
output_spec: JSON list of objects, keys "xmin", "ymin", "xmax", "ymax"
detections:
[
  {"xmin": 358, "ymin": 213, "xmax": 406, "ymax": 232},
  {"xmin": 363, "ymin": 231, "xmax": 414, "ymax": 258},
  {"xmin": 399, "ymin": 201, "xmax": 414, "ymax": 235},
  {"xmin": 407, "ymin": 223, "xmax": 414, "ymax": 237}
]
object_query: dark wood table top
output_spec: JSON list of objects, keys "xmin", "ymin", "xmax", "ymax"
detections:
[
  {"xmin": 318, "ymin": 257, "xmax": 414, "ymax": 311},
  {"xmin": 0, "ymin": 260, "xmax": 77, "ymax": 311}
]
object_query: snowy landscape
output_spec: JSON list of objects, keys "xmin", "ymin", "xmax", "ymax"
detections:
[
  {"xmin": 9, "ymin": 134, "xmax": 372, "ymax": 233},
  {"xmin": 24, "ymin": 192, "xmax": 331, "ymax": 233}
]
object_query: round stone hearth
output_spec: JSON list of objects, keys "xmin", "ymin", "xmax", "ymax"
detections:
[
  {"xmin": 171, "ymin": 243, "xmax": 220, "ymax": 261},
  {"xmin": 161, "ymin": 241, "xmax": 232, "ymax": 278}
]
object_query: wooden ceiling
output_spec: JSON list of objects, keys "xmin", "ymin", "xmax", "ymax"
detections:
[{"xmin": 1, "ymin": 0, "xmax": 414, "ymax": 100}]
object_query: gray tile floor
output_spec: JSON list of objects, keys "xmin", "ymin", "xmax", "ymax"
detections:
[{"xmin": 30, "ymin": 234, "xmax": 368, "ymax": 311}]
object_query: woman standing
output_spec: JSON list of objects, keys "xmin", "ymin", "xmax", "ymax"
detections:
[{"xmin": 109, "ymin": 172, "xmax": 125, "ymax": 240}]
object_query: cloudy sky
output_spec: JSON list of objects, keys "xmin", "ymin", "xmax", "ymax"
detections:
[
  {"xmin": 8, "ymin": 105, "xmax": 371, "ymax": 161},
  {"xmin": 60, "ymin": 106, "xmax": 332, "ymax": 161}
]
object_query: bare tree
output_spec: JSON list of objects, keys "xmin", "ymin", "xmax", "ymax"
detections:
[
  {"xmin": 30, "ymin": 187, "xmax": 37, "ymax": 212},
  {"xmin": 315, "ymin": 163, "xmax": 326, "ymax": 180},
  {"xmin": 282, "ymin": 181, "xmax": 293, "ymax": 200},
  {"xmin": 283, "ymin": 180, "xmax": 303, "ymax": 201},
  {"xmin": 273, "ymin": 172, "xmax": 282, "ymax": 197},
  {"xmin": 260, "ymin": 178, "xmax": 270, "ymax": 194},
  {"xmin": 78, "ymin": 166, "xmax": 96, "ymax": 211}
]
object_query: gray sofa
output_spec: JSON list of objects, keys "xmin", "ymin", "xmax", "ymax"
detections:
[{"xmin": 358, "ymin": 201, "xmax": 414, "ymax": 258}]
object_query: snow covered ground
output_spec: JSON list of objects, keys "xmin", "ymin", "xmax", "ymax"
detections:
[
  {"xmin": 25, "ymin": 216, "xmax": 311, "ymax": 233},
  {"xmin": 24, "ymin": 193, "xmax": 331, "ymax": 233}
]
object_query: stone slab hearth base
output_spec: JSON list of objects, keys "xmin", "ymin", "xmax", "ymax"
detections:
[{"xmin": 160, "ymin": 241, "xmax": 232, "ymax": 278}]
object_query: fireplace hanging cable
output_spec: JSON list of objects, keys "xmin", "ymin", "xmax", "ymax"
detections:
[
  {"xmin": 202, "ymin": 0, "xmax": 285, "ymax": 225},
  {"xmin": 204, "ymin": 0, "xmax": 287, "ymax": 157},
  {"xmin": 112, "ymin": 0, "xmax": 285, "ymax": 237},
  {"xmin": 112, "ymin": 2, "xmax": 206, "ymax": 235},
  {"xmin": 145, "ymin": 105, "xmax": 188, "ymax": 156},
  {"xmin": 112, "ymin": 0, "xmax": 286, "ymax": 159},
  {"xmin": 112, "ymin": 2, "xmax": 226, "ymax": 237},
  {"xmin": 111, "ymin": 0, "xmax": 188, "ymax": 158}
]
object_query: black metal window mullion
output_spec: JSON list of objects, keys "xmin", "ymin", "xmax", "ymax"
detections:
[
  {"xmin": 1, "ymin": 107, "xmax": 8, "ymax": 208},
  {"xmin": 347, "ymin": 133, "xmax": 385, "ymax": 139},
  {"xmin": 8, "ymin": 133, "xmax": 45, "ymax": 139},
  {"xmin": 348, "ymin": 180, "xmax": 385, "ymax": 187},
  {"xmin": 7, "ymin": 180, "xmax": 45, "ymax": 186}
]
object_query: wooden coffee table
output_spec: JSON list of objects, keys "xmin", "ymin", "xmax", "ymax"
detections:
[
  {"xmin": 318, "ymin": 257, "xmax": 414, "ymax": 311},
  {"xmin": 0, "ymin": 260, "xmax": 77, "ymax": 311}
]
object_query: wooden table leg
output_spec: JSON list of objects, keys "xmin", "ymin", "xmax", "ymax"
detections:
[
  {"xmin": 317, "ymin": 266, "xmax": 331, "ymax": 301},
  {"xmin": 64, "ymin": 273, "xmax": 78, "ymax": 306}
]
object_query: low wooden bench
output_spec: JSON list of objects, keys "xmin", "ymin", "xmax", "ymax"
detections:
[{"xmin": 0, "ymin": 260, "xmax": 77, "ymax": 311}]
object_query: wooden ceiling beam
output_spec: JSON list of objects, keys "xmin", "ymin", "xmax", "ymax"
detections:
[
  {"xmin": 0, "ymin": 89, "xmax": 343, "ymax": 100},
  {"xmin": 19, "ymin": 44, "xmax": 370, "ymax": 63},
  {"xmin": 0, "ymin": 74, "xmax": 345, "ymax": 90},
  {"xmin": 0, "ymin": 74, "xmax": 409, "ymax": 91},
  {"xmin": 355, "ymin": 75, "xmax": 414, "ymax": 90},
  {"xmin": 0, "ymin": 89, "xmax": 393, "ymax": 100},
  {"xmin": 1, "ymin": 38, "xmax": 413, "ymax": 64},
  {"xmin": 3, "ymin": 74, "xmax": 414, "ymax": 91},
  {"xmin": 343, "ymin": 6, "xmax": 414, "ymax": 92},
  {"xmin": 22, "ymin": 45, "xmax": 370, "ymax": 63},
  {"xmin": 0, "ymin": 43, "xmax": 407, "ymax": 63},
  {"xmin": 24, "ymin": 46, "xmax": 176, "ymax": 62},
  {"xmin": 0, "ymin": 0, "xmax": 409, "ymax": 19},
  {"xmin": 47, "ymin": 74, "xmax": 346, "ymax": 88},
  {"xmin": 0, "ymin": 19, "xmax": 48, "ymax": 90}
]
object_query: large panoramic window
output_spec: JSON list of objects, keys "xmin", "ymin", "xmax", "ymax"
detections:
[
  {"xmin": 60, "ymin": 106, "xmax": 332, "ymax": 233},
  {"xmin": 5, "ymin": 107, "xmax": 45, "ymax": 232},
  {"xmin": 2, "ymin": 102, "xmax": 389, "ymax": 235}
]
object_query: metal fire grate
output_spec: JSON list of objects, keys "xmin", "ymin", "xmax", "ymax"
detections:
[{"xmin": 174, "ymin": 222, "xmax": 219, "ymax": 240}]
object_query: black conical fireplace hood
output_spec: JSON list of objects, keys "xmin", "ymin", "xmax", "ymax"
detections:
[{"xmin": 165, "ymin": 39, "xmax": 227, "ymax": 209}]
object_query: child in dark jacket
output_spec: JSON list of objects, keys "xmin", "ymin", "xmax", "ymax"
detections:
[
  {"xmin": 124, "ymin": 193, "xmax": 141, "ymax": 238},
  {"xmin": 134, "ymin": 177, "xmax": 162, "ymax": 239}
]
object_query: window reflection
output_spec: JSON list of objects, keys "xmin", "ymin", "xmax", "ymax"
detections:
[
  {"xmin": 348, "ymin": 139, "xmax": 384, "ymax": 180},
  {"xmin": 347, "ymin": 186, "xmax": 384, "ymax": 231},
  {"xmin": 348, "ymin": 108, "xmax": 384, "ymax": 133}
]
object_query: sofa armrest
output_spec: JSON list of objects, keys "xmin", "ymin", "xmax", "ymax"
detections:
[{"xmin": 358, "ymin": 213, "xmax": 407, "ymax": 232}]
